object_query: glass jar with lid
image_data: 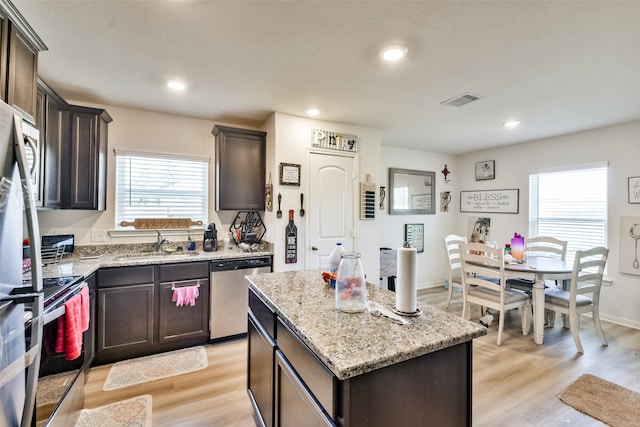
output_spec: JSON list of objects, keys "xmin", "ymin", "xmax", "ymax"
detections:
[{"xmin": 335, "ymin": 252, "xmax": 367, "ymax": 313}]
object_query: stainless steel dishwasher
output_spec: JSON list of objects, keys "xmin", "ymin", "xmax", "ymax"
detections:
[{"xmin": 209, "ymin": 256, "xmax": 272, "ymax": 341}]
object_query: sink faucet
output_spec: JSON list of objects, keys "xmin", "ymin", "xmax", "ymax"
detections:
[{"xmin": 155, "ymin": 230, "xmax": 169, "ymax": 252}]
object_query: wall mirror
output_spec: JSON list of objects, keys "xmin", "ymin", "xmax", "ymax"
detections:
[{"xmin": 389, "ymin": 168, "xmax": 436, "ymax": 215}]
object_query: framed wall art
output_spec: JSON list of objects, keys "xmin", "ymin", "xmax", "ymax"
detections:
[
  {"xmin": 475, "ymin": 160, "xmax": 495, "ymax": 181},
  {"xmin": 460, "ymin": 189, "xmax": 519, "ymax": 214},
  {"xmin": 629, "ymin": 176, "xmax": 640, "ymax": 204},
  {"xmin": 404, "ymin": 223, "xmax": 424, "ymax": 253},
  {"xmin": 279, "ymin": 163, "xmax": 301, "ymax": 186}
]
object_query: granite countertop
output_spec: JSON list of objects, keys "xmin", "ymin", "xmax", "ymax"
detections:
[
  {"xmin": 247, "ymin": 269, "xmax": 487, "ymax": 380},
  {"xmin": 31, "ymin": 245, "xmax": 274, "ymax": 281}
]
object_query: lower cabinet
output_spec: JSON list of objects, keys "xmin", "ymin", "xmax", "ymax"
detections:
[
  {"xmin": 96, "ymin": 262, "xmax": 209, "ymax": 365},
  {"xmin": 248, "ymin": 314, "xmax": 275, "ymax": 427}
]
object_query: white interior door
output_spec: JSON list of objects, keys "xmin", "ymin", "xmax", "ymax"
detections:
[{"xmin": 308, "ymin": 152, "xmax": 355, "ymax": 269}]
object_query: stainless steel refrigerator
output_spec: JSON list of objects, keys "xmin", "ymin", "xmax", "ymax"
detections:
[{"xmin": 0, "ymin": 100, "xmax": 43, "ymax": 427}]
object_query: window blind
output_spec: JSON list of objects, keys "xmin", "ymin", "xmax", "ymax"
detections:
[
  {"xmin": 115, "ymin": 152, "xmax": 208, "ymax": 226},
  {"xmin": 529, "ymin": 165, "xmax": 608, "ymax": 264}
]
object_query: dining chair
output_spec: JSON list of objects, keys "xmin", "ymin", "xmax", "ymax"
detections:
[
  {"xmin": 442, "ymin": 234, "xmax": 467, "ymax": 309},
  {"xmin": 506, "ymin": 236, "xmax": 568, "ymax": 292},
  {"xmin": 459, "ymin": 242, "xmax": 531, "ymax": 345},
  {"xmin": 544, "ymin": 246, "xmax": 609, "ymax": 353}
]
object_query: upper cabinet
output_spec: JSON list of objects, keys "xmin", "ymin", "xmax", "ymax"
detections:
[
  {"xmin": 36, "ymin": 77, "xmax": 68, "ymax": 208},
  {"xmin": 213, "ymin": 125, "xmax": 266, "ymax": 211},
  {"xmin": 35, "ymin": 79, "xmax": 112, "ymax": 211},
  {"xmin": 66, "ymin": 105, "xmax": 112, "ymax": 210},
  {"xmin": 0, "ymin": 0, "xmax": 47, "ymax": 122}
]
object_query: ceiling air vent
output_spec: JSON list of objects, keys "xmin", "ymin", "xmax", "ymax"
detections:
[{"xmin": 440, "ymin": 92, "xmax": 482, "ymax": 108}]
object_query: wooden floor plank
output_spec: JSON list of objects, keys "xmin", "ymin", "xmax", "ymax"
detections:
[{"xmin": 83, "ymin": 286, "xmax": 640, "ymax": 426}]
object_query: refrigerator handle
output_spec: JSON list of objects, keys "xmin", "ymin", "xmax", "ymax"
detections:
[{"xmin": 13, "ymin": 114, "xmax": 43, "ymax": 427}]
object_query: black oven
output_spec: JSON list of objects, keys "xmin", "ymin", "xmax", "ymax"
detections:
[{"xmin": 24, "ymin": 276, "xmax": 89, "ymax": 426}]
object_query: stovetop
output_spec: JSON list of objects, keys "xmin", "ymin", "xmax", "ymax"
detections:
[{"xmin": 22, "ymin": 276, "xmax": 83, "ymax": 308}]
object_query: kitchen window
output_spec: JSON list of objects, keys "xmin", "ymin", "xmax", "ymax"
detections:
[
  {"xmin": 528, "ymin": 163, "xmax": 608, "ymax": 265},
  {"xmin": 115, "ymin": 150, "xmax": 209, "ymax": 226}
]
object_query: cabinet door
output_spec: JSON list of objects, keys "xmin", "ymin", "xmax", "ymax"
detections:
[
  {"xmin": 7, "ymin": 22, "xmax": 38, "ymax": 120},
  {"xmin": 66, "ymin": 106, "xmax": 111, "ymax": 210},
  {"xmin": 0, "ymin": 9, "xmax": 7, "ymax": 102},
  {"xmin": 158, "ymin": 279, "xmax": 209, "ymax": 344},
  {"xmin": 97, "ymin": 283, "xmax": 154, "ymax": 358},
  {"xmin": 274, "ymin": 351, "xmax": 335, "ymax": 427},
  {"xmin": 248, "ymin": 313, "xmax": 275, "ymax": 427},
  {"xmin": 42, "ymin": 89, "xmax": 66, "ymax": 208},
  {"xmin": 213, "ymin": 125, "xmax": 266, "ymax": 210}
]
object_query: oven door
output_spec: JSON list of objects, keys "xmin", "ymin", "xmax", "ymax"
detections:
[{"xmin": 35, "ymin": 280, "xmax": 87, "ymax": 426}]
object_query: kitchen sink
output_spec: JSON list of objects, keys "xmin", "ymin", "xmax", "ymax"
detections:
[{"xmin": 115, "ymin": 251, "xmax": 201, "ymax": 262}]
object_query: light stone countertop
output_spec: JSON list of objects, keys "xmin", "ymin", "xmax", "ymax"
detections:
[
  {"xmin": 247, "ymin": 269, "xmax": 487, "ymax": 380},
  {"xmin": 32, "ymin": 245, "xmax": 273, "ymax": 281}
]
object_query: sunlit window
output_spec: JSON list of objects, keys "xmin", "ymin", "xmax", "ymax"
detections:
[
  {"xmin": 529, "ymin": 163, "xmax": 608, "ymax": 264},
  {"xmin": 115, "ymin": 151, "xmax": 208, "ymax": 226}
]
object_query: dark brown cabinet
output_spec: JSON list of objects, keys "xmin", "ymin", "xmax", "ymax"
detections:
[
  {"xmin": 83, "ymin": 273, "xmax": 97, "ymax": 376},
  {"xmin": 36, "ymin": 78, "xmax": 67, "ymax": 208},
  {"xmin": 213, "ymin": 125, "xmax": 266, "ymax": 211},
  {"xmin": 0, "ymin": 0, "xmax": 46, "ymax": 121},
  {"xmin": 248, "ymin": 312, "xmax": 276, "ymax": 427},
  {"xmin": 66, "ymin": 105, "xmax": 112, "ymax": 210},
  {"xmin": 96, "ymin": 262, "xmax": 209, "ymax": 365}
]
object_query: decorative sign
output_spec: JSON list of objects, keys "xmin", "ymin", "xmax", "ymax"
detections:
[
  {"xmin": 405, "ymin": 223, "xmax": 424, "ymax": 253},
  {"xmin": 460, "ymin": 189, "xmax": 519, "ymax": 214},
  {"xmin": 629, "ymin": 177, "xmax": 640, "ymax": 204},
  {"xmin": 360, "ymin": 174, "xmax": 376, "ymax": 220},
  {"xmin": 475, "ymin": 160, "xmax": 495, "ymax": 181},
  {"xmin": 311, "ymin": 128, "xmax": 358, "ymax": 152},
  {"xmin": 279, "ymin": 163, "xmax": 301, "ymax": 186}
]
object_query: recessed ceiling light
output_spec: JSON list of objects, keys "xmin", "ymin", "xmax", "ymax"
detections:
[
  {"xmin": 504, "ymin": 120, "xmax": 521, "ymax": 128},
  {"xmin": 380, "ymin": 45, "xmax": 408, "ymax": 61},
  {"xmin": 306, "ymin": 108, "xmax": 320, "ymax": 116},
  {"xmin": 167, "ymin": 79, "xmax": 187, "ymax": 91}
]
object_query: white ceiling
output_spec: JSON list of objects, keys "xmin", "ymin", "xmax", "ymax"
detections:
[{"xmin": 13, "ymin": 0, "xmax": 640, "ymax": 155}]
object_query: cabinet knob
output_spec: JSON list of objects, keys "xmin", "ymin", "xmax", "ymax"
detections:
[{"xmin": 311, "ymin": 246, "xmax": 318, "ymax": 251}]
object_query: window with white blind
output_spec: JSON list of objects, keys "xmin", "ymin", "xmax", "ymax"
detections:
[
  {"xmin": 528, "ymin": 163, "xmax": 608, "ymax": 264},
  {"xmin": 115, "ymin": 151, "xmax": 208, "ymax": 226}
]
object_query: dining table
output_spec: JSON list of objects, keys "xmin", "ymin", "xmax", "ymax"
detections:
[{"xmin": 503, "ymin": 256, "xmax": 573, "ymax": 344}]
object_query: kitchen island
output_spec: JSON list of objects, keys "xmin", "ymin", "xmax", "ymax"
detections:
[{"xmin": 246, "ymin": 270, "xmax": 486, "ymax": 427}]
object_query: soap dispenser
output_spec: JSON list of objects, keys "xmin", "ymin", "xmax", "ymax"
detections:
[{"xmin": 203, "ymin": 223, "xmax": 218, "ymax": 252}]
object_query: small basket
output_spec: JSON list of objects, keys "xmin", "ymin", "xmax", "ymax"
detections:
[{"xmin": 41, "ymin": 245, "xmax": 65, "ymax": 265}]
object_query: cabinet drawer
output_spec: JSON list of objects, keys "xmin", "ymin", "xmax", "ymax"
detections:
[
  {"xmin": 249, "ymin": 288, "xmax": 276, "ymax": 339},
  {"xmin": 276, "ymin": 319, "xmax": 335, "ymax": 418},
  {"xmin": 97, "ymin": 265, "xmax": 154, "ymax": 288},
  {"xmin": 275, "ymin": 350, "xmax": 334, "ymax": 427},
  {"xmin": 159, "ymin": 262, "xmax": 209, "ymax": 282}
]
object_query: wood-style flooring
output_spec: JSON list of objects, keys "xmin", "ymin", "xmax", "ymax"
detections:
[{"xmin": 83, "ymin": 286, "xmax": 640, "ymax": 426}]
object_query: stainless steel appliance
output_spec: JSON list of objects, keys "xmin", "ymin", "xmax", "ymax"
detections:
[
  {"xmin": 209, "ymin": 256, "xmax": 271, "ymax": 341},
  {"xmin": 0, "ymin": 101, "xmax": 44, "ymax": 427}
]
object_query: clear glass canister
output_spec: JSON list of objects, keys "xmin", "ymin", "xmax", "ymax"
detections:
[{"xmin": 335, "ymin": 252, "xmax": 367, "ymax": 313}]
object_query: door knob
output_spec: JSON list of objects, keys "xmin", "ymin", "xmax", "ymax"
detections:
[{"xmin": 311, "ymin": 246, "xmax": 318, "ymax": 251}]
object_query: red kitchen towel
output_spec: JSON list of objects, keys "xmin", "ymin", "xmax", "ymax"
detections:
[
  {"xmin": 80, "ymin": 286, "xmax": 90, "ymax": 332},
  {"xmin": 55, "ymin": 290, "xmax": 88, "ymax": 361}
]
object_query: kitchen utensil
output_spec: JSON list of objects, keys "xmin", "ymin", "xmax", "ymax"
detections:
[
  {"xmin": 300, "ymin": 193, "xmax": 305, "ymax": 217},
  {"xmin": 277, "ymin": 193, "xmax": 282, "ymax": 218},
  {"xmin": 630, "ymin": 224, "xmax": 640, "ymax": 269}
]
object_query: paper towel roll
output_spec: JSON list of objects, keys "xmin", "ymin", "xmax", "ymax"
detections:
[{"xmin": 396, "ymin": 244, "xmax": 417, "ymax": 313}]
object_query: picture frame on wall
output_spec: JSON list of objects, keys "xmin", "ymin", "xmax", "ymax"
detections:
[
  {"xmin": 475, "ymin": 160, "xmax": 495, "ymax": 181},
  {"xmin": 628, "ymin": 176, "xmax": 640, "ymax": 204},
  {"xmin": 279, "ymin": 163, "xmax": 301, "ymax": 186},
  {"xmin": 405, "ymin": 223, "xmax": 424, "ymax": 253}
]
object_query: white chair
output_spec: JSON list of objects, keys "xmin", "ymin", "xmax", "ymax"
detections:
[
  {"xmin": 507, "ymin": 236, "xmax": 568, "ymax": 292},
  {"xmin": 460, "ymin": 242, "xmax": 531, "ymax": 346},
  {"xmin": 442, "ymin": 234, "xmax": 467, "ymax": 309},
  {"xmin": 544, "ymin": 246, "xmax": 609, "ymax": 353}
]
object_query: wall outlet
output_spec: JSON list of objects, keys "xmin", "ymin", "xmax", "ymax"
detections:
[{"xmin": 91, "ymin": 229, "xmax": 107, "ymax": 242}]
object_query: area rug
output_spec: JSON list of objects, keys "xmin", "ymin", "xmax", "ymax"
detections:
[
  {"xmin": 103, "ymin": 346, "xmax": 208, "ymax": 391},
  {"xmin": 37, "ymin": 371, "xmax": 77, "ymax": 406},
  {"xmin": 558, "ymin": 373, "xmax": 640, "ymax": 427},
  {"xmin": 75, "ymin": 395, "xmax": 151, "ymax": 427}
]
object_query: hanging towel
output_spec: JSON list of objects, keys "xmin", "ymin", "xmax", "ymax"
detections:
[
  {"xmin": 80, "ymin": 286, "xmax": 90, "ymax": 331},
  {"xmin": 55, "ymin": 291, "xmax": 87, "ymax": 361},
  {"xmin": 172, "ymin": 286, "xmax": 199, "ymax": 307}
]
